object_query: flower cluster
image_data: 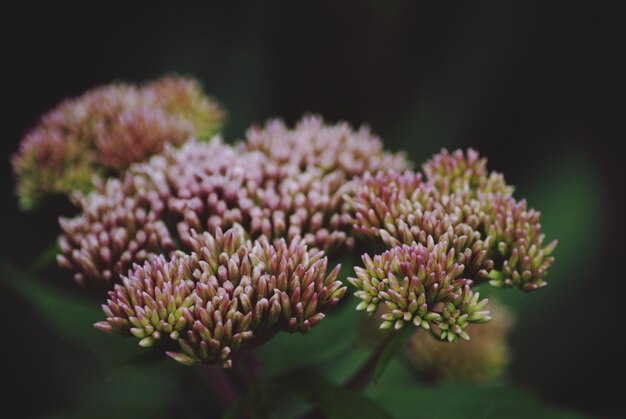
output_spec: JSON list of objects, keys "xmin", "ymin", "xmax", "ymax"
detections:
[
  {"xmin": 12, "ymin": 76, "xmax": 224, "ymax": 209},
  {"xmin": 346, "ymin": 149, "xmax": 556, "ymax": 292},
  {"xmin": 239, "ymin": 116, "xmax": 409, "ymax": 176},
  {"xmin": 58, "ymin": 116, "xmax": 411, "ymax": 288},
  {"xmin": 403, "ymin": 299, "xmax": 513, "ymax": 382},
  {"xmin": 57, "ymin": 139, "xmax": 239, "ymax": 287},
  {"xmin": 346, "ymin": 148, "xmax": 556, "ymax": 341},
  {"xmin": 349, "ymin": 240, "xmax": 490, "ymax": 342},
  {"xmin": 422, "ymin": 148, "xmax": 501, "ymax": 194},
  {"xmin": 95, "ymin": 224, "xmax": 346, "ymax": 367},
  {"xmin": 12, "ymin": 65, "xmax": 556, "ymax": 381}
]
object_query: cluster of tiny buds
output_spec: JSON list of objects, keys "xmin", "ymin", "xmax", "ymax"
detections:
[
  {"xmin": 58, "ymin": 116, "xmax": 410, "ymax": 288},
  {"xmin": 239, "ymin": 115, "xmax": 410, "ymax": 176},
  {"xmin": 12, "ymin": 76, "xmax": 224, "ymax": 209},
  {"xmin": 349, "ymin": 239, "xmax": 490, "ymax": 342},
  {"xmin": 95, "ymin": 224, "xmax": 346, "ymax": 367},
  {"xmin": 346, "ymin": 148, "xmax": 556, "ymax": 341},
  {"xmin": 346, "ymin": 148, "xmax": 556, "ymax": 292}
]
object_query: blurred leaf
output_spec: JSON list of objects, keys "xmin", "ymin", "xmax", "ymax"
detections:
[
  {"xmin": 221, "ymin": 395, "xmax": 247, "ymax": 419},
  {"xmin": 490, "ymin": 153, "xmax": 604, "ymax": 307},
  {"xmin": 372, "ymin": 326, "xmax": 412, "ymax": 384},
  {"xmin": 0, "ymin": 258, "xmax": 141, "ymax": 365},
  {"xmin": 258, "ymin": 301, "xmax": 360, "ymax": 377},
  {"xmin": 258, "ymin": 293, "xmax": 361, "ymax": 378},
  {"xmin": 103, "ymin": 347, "xmax": 174, "ymax": 383},
  {"xmin": 521, "ymin": 154, "xmax": 603, "ymax": 282},
  {"xmin": 47, "ymin": 363, "xmax": 187, "ymax": 419},
  {"xmin": 365, "ymin": 359, "xmax": 586, "ymax": 419},
  {"xmin": 31, "ymin": 242, "xmax": 60, "ymax": 273},
  {"xmin": 0, "ymin": 258, "xmax": 99, "ymax": 338},
  {"xmin": 317, "ymin": 347, "xmax": 372, "ymax": 387},
  {"xmin": 282, "ymin": 372, "xmax": 392, "ymax": 419}
]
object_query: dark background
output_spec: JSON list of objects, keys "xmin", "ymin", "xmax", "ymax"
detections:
[{"xmin": 2, "ymin": 1, "xmax": 624, "ymax": 418}]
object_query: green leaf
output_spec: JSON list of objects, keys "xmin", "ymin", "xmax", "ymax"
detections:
[
  {"xmin": 365, "ymin": 358, "xmax": 585, "ymax": 419},
  {"xmin": 489, "ymin": 153, "xmax": 604, "ymax": 310},
  {"xmin": 47, "ymin": 362, "xmax": 185, "ymax": 419},
  {"xmin": 371, "ymin": 325, "xmax": 413, "ymax": 384},
  {"xmin": 221, "ymin": 395, "xmax": 248, "ymax": 419},
  {"xmin": 282, "ymin": 371, "xmax": 393, "ymax": 419},
  {"xmin": 31, "ymin": 241, "xmax": 60, "ymax": 273},
  {"xmin": 257, "ymin": 297, "xmax": 361, "ymax": 378},
  {"xmin": 0, "ymin": 258, "xmax": 141, "ymax": 365}
]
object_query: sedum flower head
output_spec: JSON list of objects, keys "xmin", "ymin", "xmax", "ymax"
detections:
[
  {"xmin": 347, "ymin": 148, "xmax": 555, "ymax": 349},
  {"xmin": 57, "ymin": 139, "xmax": 239, "ymax": 287},
  {"xmin": 58, "ymin": 116, "xmax": 408, "ymax": 288},
  {"xmin": 236, "ymin": 115, "xmax": 411, "ymax": 250},
  {"xmin": 348, "ymin": 240, "xmax": 491, "ymax": 342},
  {"xmin": 146, "ymin": 76, "xmax": 224, "ymax": 141},
  {"xmin": 239, "ymin": 115, "xmax": 411, "ymax": 176},
  {"xmin": 346, "ymin": 149, "xmax": 556, "ymax": 292},
  {"xmin": 12, "ymin": 76, "xmax": 224, "ymax": 209},
  {"xmin": 422, "ymin": 148, "xmax": 510, "ymax": 196},
  {"xmin": 95, "ymin": 224, "xmax": 346, "ymax": 368},
  {"xmin": 480, "ymin": 193, "xmax": 557, "ymax": 290},
  {"xmin": 233, "ymin": 115, "xmax": 412, "ymax": 250}
]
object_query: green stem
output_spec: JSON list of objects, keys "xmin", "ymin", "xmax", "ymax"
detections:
[
  {"xmin": 298, "ymin": 327, "xmax": 410, "ymax": 419},
  {"xmin": 345, "ymin": 332, "xmax": 395, "ymax": 390}
]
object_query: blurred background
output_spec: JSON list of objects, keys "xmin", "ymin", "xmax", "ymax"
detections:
[{"xmin": 2, "ymin": 1, "xmax": 623, "ymax": 418}]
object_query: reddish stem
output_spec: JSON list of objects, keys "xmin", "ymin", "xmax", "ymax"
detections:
[{"xmin": 204, "ymin": 365, "xmax": 238, "ymax": 408}]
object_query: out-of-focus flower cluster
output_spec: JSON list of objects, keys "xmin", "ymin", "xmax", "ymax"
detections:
[
  {"xmin": 403, "ymin": 299, "xmax": 513, "ymax": 382},
  {"xmin": 346, "ymin": 148, "xmax": 556, "ymax": 342},
  {"xmin": 95, "ymin": 225, "xmax": 346, "ymax": 367},
  {"xmin": 12, "ymin": 76, "xmax": 224, "ymax": 209},
  {"xmin": 362, "ymin": 298, "xmax": 513, "ymax": 382},
  {"xmin": 57, "ymin": 116, "xmax": 411, "ymax": 288}
]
